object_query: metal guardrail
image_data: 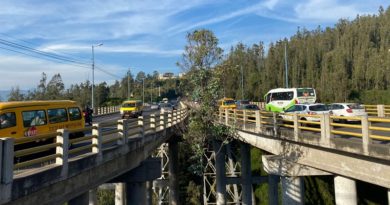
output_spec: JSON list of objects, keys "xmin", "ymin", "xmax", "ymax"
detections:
[
  {"xmin": 0, "ymin": 107, "xmax": 188, "ymax": 180},
  {"xmin": 217, "ymin": 108, "xmax": 390, "ymax": 156}
]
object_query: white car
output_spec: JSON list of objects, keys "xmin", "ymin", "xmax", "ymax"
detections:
[
  {"xmin": 160, "ymin": 103, "xmax": 173, "ymax": 113},
  {"xmin": 280, "ymin": 103, "xmax": 331, "ymax": 122},
  {"xmin": 329, "ymin": 103, "xmax": 366, "ymax": 122}
]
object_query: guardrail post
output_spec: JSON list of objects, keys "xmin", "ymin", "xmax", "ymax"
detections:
[
  {"xmin": 225, "ymin": 109, "xmax": 229, "ymax": 125},
  {"xmin": 243, "ymin": 110, "xmax": 247, "ymax": 130},
  {"xmin": 233, "ymin": 109, "xmax": 237, "ymax": 126},
  {"xmin": 361, "ymin": 114, "xmax": 371, "ymax": 155},
  {"xmin": 255, "ymin": 110, "xmax": 261, "ymax": 133},
  {"xmin": 272, "ymin": 112, "xmax": 279, "ymax": 137},
  {"xmin": 167, "ymin": 112, "xmax": 172, "ymax": 127},
  {"xmin": 56, "ymin": 129, "xmax": 69, "ymax": 178},
  {"xmin": 0, "ymin": 138, "xmax": 13, "ymax": 203},
  {"xmin": 150, "ymin": 114, "xmax": 156, "ymax": 133},
  {"xmin": 164, "ymin": 112, "xmax": 168, "ymax": 136},
  {"xmin": 218, "ymin": 109, "xmax": 223, "ymax": 123},
  {"xmin": 92, "ymin": 123, "xmax": 103, "ymax": 162},
  {"xmin": 118, "ymin": 119, "xmax": 128, "ymax": 145},
  {"xmin": 173, "ymin": 110, "xmax": 177, "ymax": 125},
  {"xmin": 322, "ymin": 113, "xmax": 332, "ymax": 145},
  {"xmin": 377, "ymin": 105, "xmax": 385, "ymax": 117},
  {"xmin": 293, "ymin": 113, "xmax": 299, "ymax": 141},
  {"xmin": 138, "ymin": 116, "xmax": 144, "ymax": 137}
]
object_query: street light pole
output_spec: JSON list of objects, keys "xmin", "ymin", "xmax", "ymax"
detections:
[
  {"xmin": 91, "ymin": 43, "xmax": 103, "ymax": 110},
  {"xmin": 127, "ymin": 68, "xmax": 130, "ymax": 99},
  {"xmin": 142, "ymin": 78, "xmax": 145, "ymax": 103},
  {"xmin": 241, "ymin": 64, "xmax": 244, "ymax": 100}
]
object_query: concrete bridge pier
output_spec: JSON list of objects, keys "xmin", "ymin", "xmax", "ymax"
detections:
[
  {"xmin": 89, "ymin": 188, "xmax": 98, "ymax": 205},
  {"xmin": 169, "ymin": 139, "xmax": 180, "ymax": 205},
  {"xmin": 213, "ymin": 139, "xmax": 227, "ymax": 205},
  {"xmin": 334, "ymin": 176, "xmax": 357, "ymax": 205},
  {"xmin": 109, "ymin": 158, "xmax": 162, "ymax": 205},
  {"xmin": 115, "ymin": 183, "xmax": 126, "ymax": 205},
  {"xmin": 126, "ymin": 182, "xmax": 147, "ymax": 204},
  {"xmin": 68, "ymin": 191, "xmax": 89, "ymax": 205},
  {"xmin": 240, "ymin": 142, "xmax": 252, "ymax": 205},
  {"xmin": 281, "ymin": 176, "xmax": 304, "ymax": 205},
  {"xmin": 268, "ymin": 174, "xmax": 280, "ymax": 205}
]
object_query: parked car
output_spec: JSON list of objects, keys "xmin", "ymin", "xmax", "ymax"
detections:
[
  {"xmin": 150, "ymin": 102, "xmax": 159, "ymax": 110},
  {"xmin": 236, "ymin": 100, "xmax": 250, "ymax": 107},
  {"xmin": 238, "ymin": 104, "xmax": 259, "ymax": 110},
  {"xmin": 329, "ymin": 103, "xmax": 366, "ymax": 122},
  {"xmin": 160, "ymin": 103, "xmax": 173, "ymax": 113},
  {"xmin": 280, "ymin": 103, "xmax": 331, "ymax": 122}
]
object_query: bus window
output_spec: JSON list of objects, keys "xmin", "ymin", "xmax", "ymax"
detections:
[
  {"xmin": 48, "ymin": 108, "xmax": 68, "ymax": 124},
  {"xmin": 297, "ymin": 88, "xmax": 315, "ymax": 97},
  {"xmin": 265, "ymin": 93, "xmax": 271, "ymax": 103},
  {"xmin": 0, "ymin": 112, "xmax": 16, "ymax": 129},
  {"xmin": 69, "ymin": 107, "xmax": 82, "ymax": 121},
  {"xmin": 23, "ymin": 110, "xmax": 47, "ymax": 127}
]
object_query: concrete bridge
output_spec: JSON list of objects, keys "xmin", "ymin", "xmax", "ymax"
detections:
[
  {"xmin": 1, "ymin": 102, "xmax": 389, "ymax": 205},
  {"xmin": 0, "ymin": 105, "xmax": 188, "ymax": 205},
  {"xmin": 207, "ymin": 108, "xmax": 389, "ymax": 205}
]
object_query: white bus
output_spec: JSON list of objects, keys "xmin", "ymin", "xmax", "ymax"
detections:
[{"xmin": 264, "ymin": 88, "xmax": 316, "ymax": 112}]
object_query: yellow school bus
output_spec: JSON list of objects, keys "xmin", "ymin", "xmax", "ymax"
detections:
[
  {"xmin": 218, "ymin": 97, "xmax": 237, "ymax": 109},
  {"xmin": 120, "ymin": 100, "xmax": 144, "ymax": 118},
  {"xmin": 0, "ymin": 100, "xmax": 85, "ymax": 139}
]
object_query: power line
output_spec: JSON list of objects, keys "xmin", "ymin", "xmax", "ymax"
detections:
[{"xmin": 0, "ymin": 36, "xmax": 121, "ymax": 79}]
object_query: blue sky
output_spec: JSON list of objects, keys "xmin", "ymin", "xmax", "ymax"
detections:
[{"xmin": 0, "ymin": 0, "xmax": 388, "ymax": 91}]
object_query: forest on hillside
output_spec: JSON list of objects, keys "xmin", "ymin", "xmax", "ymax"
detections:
[{"xmin": 218, "ymin": 6, "xmax": 390, "ymax": 104}]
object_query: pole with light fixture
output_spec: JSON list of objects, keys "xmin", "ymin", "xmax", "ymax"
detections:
[{"xmin": 91, "ymin": 43, "xmax": 103, "ymax": 111}]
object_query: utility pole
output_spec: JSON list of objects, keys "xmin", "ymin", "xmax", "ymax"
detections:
[
  {"xmin": 284, "ymin": 42, "xmax": 289, "ymax": 88},
  {"xmin": 127, "ymin": 68, "xmax": 130, "ymax": 99},
  {"xmin": 142, "ymin": 78, "xmax": 145, "ymax": 103},
  {"xmin": 91, "ymin": 43, "xmax": 103, "ymax": 110},
  {"xmin": 241, "ymin": 64, "xmax": 244, "ymax": 100}
]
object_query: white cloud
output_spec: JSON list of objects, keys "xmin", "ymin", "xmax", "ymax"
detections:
[{"xmin": 294, "ymin": 0, "xmax": 359, "ymax": 22}]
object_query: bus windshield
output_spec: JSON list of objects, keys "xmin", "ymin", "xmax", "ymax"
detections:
[
  {"xmin": 297, "ymin": 88, "xmax": 315, "ymax": 97},
  {"xmin": 122, "ymin": 103, "xmax": 136, "ymax": 107}
]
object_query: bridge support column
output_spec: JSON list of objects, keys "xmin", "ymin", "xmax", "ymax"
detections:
[
  {"xmin": 146, "ymin": 181, "xmax": 153, "ymax": 205},
  {"xmin": 126, "ymin": 182, "xmax": 146, "ymax": 205},
  {"xmin": 89, "ymin": 188, "xmax": 98, "ymax": 205},
  {"xmin": 69, "ymin": 191, "xmax": 89, "ymax": 205},
  {"xmin": 169, "ymin": 139, "xmax": 180, "ymax": 205},
  {"xmin": 268, "ymin": 174, "xmax": 279, "ymax": 205},
  {"xmin": 240, "ymin": 142, "xmax": 252, "ymax": 205},
  {"xmin": 213, "ymin": 139, "xmax": 226, "ymax": 205},
  {"xmin": 388, "ymin": 189, "xmax": 390, "ymax": 205},
  {"xmin": 334, "ymin": 176, "xmax": 357, "ymax": 205},
  {"xmin": 115, "ymin": 183, "xmax": 126, "ymax": 205}
]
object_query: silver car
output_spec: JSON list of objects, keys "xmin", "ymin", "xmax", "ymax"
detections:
[
  {"xmin": 281, "ymin": 103, "xmax": 331, "ymax": 122},
  {"xmin": 160, "ymin": 103, "xmax": 173, "ymax": 113}
]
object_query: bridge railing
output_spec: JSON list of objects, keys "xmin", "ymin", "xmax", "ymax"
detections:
[
  {"xmin": 250, "ymin": 102, "xmax": 390, "ymax": 117},
  {"xmin": 217, "ymin": 108, "xmax": 390, "ymax": 157},
  {"xmin": 94, "ymin": 105, "xmax": 121, "ymax": 116},
  {"xmin": 0, "ymin": 107, "xmax": 188, "ymax": 184}
]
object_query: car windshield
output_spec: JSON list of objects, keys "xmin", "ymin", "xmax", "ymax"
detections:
[
  {"xmin": 285, "ymin": 105, "xmax": 305, "ymax": 112},
  {"xmin": 122, "ymin": 103, "xmax": 136, "ymax": 107},
  {"xmin": 160, "ymin": 103, "xmax": 172, "ymax": 108},
  {"xmin": 244, "ymin": 104, "xmax": 258, "ymax": 110},
  {"xmin": 309, "ymin": 104, "xmax": 328, "ymax": 111},
  {"xmin": 347, "ymin": 104, "xmax": 364, "ymax": 109},
  {"xmin": 224, "ymin": 100, "xmax": 235, "ymax": 105}
]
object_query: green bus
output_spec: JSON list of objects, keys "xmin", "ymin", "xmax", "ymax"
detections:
[{"xmin": 264, "ymin": 88, "xmax": 316, "ymax": 112}]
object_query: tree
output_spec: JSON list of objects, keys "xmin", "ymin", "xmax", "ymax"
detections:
[
  {"xmin": 8, "ymin": 86, "xmax": 24, "ymax": 101},
  {"xmin": 46, "ymin": 73, "xmax": 65, "ymax": 99}
]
